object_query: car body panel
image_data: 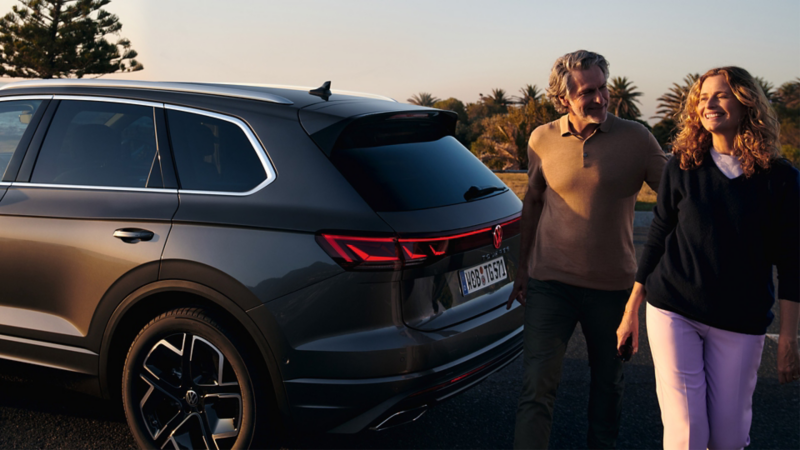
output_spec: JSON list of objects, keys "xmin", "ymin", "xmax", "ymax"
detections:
[{"xmin": 0, "ymin": 186, "xmax": 177, "ymax": 341}]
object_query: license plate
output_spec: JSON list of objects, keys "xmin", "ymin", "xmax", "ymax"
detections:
[{"xmin": 459, "ymin": 256, "xmax": 508, "ymax": 296}]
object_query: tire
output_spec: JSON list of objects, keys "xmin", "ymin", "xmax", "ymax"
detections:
[{"xmin": 122, "ymin": 308, "xmax": 272, "ymax": 449}]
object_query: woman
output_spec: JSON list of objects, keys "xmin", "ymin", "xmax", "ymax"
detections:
[{"xmin": 616, "ymin": 66, "xmax": 799, "ymax": 450}]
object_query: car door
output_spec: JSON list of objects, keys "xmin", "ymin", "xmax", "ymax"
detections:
[{"xmin": 0, "ymin": 97, "xmax": 179, "ymax": 374}]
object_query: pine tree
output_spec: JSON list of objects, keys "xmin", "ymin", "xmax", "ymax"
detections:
[{"xmin": 0, "ymin": 0, "xmax": 142, "ymax": 79}]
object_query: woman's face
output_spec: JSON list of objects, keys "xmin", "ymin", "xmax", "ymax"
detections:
[{"xmin": 696, "ymin": 75, "xmax": 745, "ymax": 138}]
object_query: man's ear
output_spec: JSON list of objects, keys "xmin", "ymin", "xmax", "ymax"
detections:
[{"xmin": 559, "ymin": 96, "xmax": 570, "ymax": 108}]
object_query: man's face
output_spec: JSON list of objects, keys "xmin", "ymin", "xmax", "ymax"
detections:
[{"xmin": 559, "ymin": 66, "xmax": 609, "ymax": 125}]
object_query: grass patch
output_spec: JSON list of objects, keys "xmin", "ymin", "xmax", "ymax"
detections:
[
  {"xmin": 635, "ymin": 202, "xmax": 656, "ymax": 211},
  {"xmin": 496, "ymin": 172, "xmax": 659, "ymax": 207}
]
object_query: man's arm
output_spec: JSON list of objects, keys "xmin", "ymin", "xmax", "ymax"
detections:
[
  {"xmin": 506, "ymin": 149, "xmax": 545, "ymax": 309},
  {"xmin": 643, "ymin": 131, "xmax": 667, "ymax": 192}
]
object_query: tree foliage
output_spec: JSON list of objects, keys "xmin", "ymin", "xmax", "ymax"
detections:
[
  {"xmin": 515, "ymin": 84, "xmax": 541, "ymax": 105},
  {"xmin": 754, "ymin": 76, "xmax": 776, "ymax": 103},
  {"xmin": 776, "ymin": 78, "xmax": 800, "ymax": 110},
  {"xmin": 480, "ymin": 88, "xmax": 511, "ymax": 113},
  {"xmin": 470, "ymin": 99, "xmax": 559, "ymax": 170},
  {"xmin": 407, "ymin": 92, "xmax": 439, "ymax": 107},
  {"xmin": 608, "ymin": 76, "xmax": 643, "ymax": 120},
  {"xmin": 0, "ymin": 0, "xmax": 142, "ymax": 78},
  {"xmin": 654, "ymin": 73, "xmax": 699, "ymax": 121}
]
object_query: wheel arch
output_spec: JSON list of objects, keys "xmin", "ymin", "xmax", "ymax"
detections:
[{"xmin": 98, "ymin": 279, "xmax": 291, "ymax": 424}]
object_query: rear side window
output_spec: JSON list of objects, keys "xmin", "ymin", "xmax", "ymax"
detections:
[
  {"xmin": 0, "ymin": 99, "xmax": 43, "ymax": 178},
  {"xmin": 31, "ymin": 100, "xmax": 159, "ymax": 188},
  {"xmin": 331, "ymin": 136, "xmax": 505, "ymax": 212},
  {"xmin": 166, "ymin": 109, "xmax": 266, "ymax": 192}
]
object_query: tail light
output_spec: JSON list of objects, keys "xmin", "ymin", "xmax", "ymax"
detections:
[{"xmin": 317, "ymin": 215, "xmax": 520, "ymax": 271}]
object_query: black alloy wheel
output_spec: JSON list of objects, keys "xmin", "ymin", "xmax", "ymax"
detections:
[{"xmin": 122, "ymin": 308, "xmax": 268, "ymax": 449}]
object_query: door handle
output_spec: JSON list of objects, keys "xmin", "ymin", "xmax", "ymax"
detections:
[{"xmin": 113, "ymin": 228, "xmax": 155, "ymax": 243}]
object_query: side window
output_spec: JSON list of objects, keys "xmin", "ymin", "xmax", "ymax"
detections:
[
  {"xmin": 0, "ymin": 99, "xmax": 43, "ymax": 178},
  {"xmin": 31, "ymin": 100, "xmax": 159, "ymax": 188},
  {"xmin": 166, "ymin": 109, "xmax": 266, "ymax": 192}
]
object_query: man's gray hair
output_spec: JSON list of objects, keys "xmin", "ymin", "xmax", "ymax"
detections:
[{"xmin": 546, "ymin": 50, "xmax": 610, "ymax": 114}]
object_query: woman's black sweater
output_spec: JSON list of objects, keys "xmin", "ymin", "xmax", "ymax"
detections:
[{"xmin": 636, "ymin": 155, "xmax": 799, "ymax": 335}]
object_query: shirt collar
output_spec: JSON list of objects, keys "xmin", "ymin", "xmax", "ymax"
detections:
[{"xmin": 559, "ymin": 113, "xmax": 615, "ymax": 137}]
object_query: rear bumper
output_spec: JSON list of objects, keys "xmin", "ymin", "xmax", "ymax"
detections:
[{"xmin": 282, "ymin": 323, "xmax": 523, "ymax": 433}]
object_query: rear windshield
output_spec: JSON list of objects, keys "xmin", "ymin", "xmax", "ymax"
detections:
[{"xmin": 331, "ymin": 136, "xmax": 506, "ymax": 212}]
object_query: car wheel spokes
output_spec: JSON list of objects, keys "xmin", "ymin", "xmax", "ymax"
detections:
[
  {"xmin": 204, "ymin": 394, "xmax": 243, "ymax": 440},
  {"xmin": 139, "ymin": 375, "xmax": 182, "ymax": 441},
  {"xmin": 137, "ymin": 332, "xmax": 243, "ymax": 448},
  {"xmin": 190, "ymin": 336, "xmax": 238, "ymax": 387},
  {"xmin": 144, "ymin": 333, "xmax": 187, "ymax": 388},
  {"xmin": 161, "ymin": 413, "xmax": 213, "ymax": 450}
]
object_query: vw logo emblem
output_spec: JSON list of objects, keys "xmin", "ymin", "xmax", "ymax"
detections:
[
  {"xmin": 492, "ymin": 224, "xmax": 503, "ymax": 249},
  {"xmin": 185, "ymin": 390, "xmax": 199, "ymax": 407}
]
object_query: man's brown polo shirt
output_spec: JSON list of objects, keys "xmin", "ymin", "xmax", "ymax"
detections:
[{"xmin": 527, "ymin": 114, "xmax": 666, "ymax": 291}]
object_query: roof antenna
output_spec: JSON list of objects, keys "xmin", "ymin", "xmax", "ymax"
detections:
[{"xmin": 309, "ymin": 81, "xmax": 332, "ymax": 100}]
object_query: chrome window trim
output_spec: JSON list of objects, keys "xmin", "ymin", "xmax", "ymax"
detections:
[
  {"xmin": 0, "ymin": 79, "xmax": 293, "ymax": 105},
  {"xmin": 10, "ymin": 182, "xmax": 178, "ymax": 194},
  {"xmin": 165, "ymin": 104, "xmax": 277, "ymax": 197},
  {"xmin": 0, "ymin": 182, "xmax": 11, "ymax": 187},
  {"xmin": 0, "ymin": 94, "xmax": 54, "ymax": 102},
  {"xmin": 4, "ymin": 96, "xmax": 277, "ymax": 196},
  {"xmin": 52, "ymin": 95, "xmax": 163, "ymax": 108},
  {"xmin": 0, "ymin": 333, "xmax": 97, "ymax": 355}
]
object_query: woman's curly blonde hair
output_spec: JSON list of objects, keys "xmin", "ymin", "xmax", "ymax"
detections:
[{"xmin": 672, "ymin": 66, "xmax": 780, "ymax": 177}]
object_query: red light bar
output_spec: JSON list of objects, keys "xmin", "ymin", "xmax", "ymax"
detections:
[
  {"xmin": 410, "ymin": 362, "xmax": 491, "ymax": 397},
  {"xmin": 317, "ymin": 215, "xmax": 521, "ymax": 271}
]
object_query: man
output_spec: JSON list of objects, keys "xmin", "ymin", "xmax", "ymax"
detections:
[{"xmin": 507, "ymin": 50, "xmax": 666, "ymax": 449}]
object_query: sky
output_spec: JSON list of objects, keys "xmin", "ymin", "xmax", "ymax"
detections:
[{"xmin": 0, "ymin": 0, "xmax": 798, "ymax": 124}]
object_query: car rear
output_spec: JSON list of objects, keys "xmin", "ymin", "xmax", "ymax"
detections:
[{"xmin": 267, "ymin": 98, "xmax": 524, "ymax": 432}]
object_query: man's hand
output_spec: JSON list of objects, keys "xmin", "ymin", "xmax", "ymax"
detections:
[
  {"xmin": 778, "ymin": 333, "xmax": 800, "ymax": 384},
  {"xmin": 506, "ymin": 270, "xmax": 528, "ymax": 309}
]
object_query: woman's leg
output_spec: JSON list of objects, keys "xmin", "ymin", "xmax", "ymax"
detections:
[
  {"xmin": 646, "ymin": 303, "xmax": 709, "ymax": 450},
  {"xmin": 704, "ymin": 326, "xmax": 765, "ymax": 450}
]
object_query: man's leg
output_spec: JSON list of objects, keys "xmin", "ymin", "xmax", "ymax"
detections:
[
  {"xmin": 579, "ymin": 286, "xmax": 628, "ymax": 449},
  {"xmin": 514, "ymin": 279, "xmax": 578, "ymax": 449}
]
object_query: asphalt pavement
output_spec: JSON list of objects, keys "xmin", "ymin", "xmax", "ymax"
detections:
[{"xmin": 0, "ymin": 227, "xmax": 798, "ymax": 449}]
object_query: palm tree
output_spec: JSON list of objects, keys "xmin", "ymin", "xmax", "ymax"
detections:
[
  {"xmin": 754, "ymin": 77, "xmax": 777, "ymax": 103},
  {"xmin": 483, "ymin": 88, "xmax": 512, "ymax": 108},
  {"xmin": 654, "ymin": 73, "xmax": 700, "ymax": 120},
  {"xmin": 608, "ymin": 76, "xmax": 643, "ymax": 120},
  {"xmin": 407, "ymin": 92, "xmax": 440, "ymax": 107},
  {"xmin": 515, "ymin": 84, "xmax": 542, "ymax": 105},
  {"xmin": 776, "ymin": 78, "xmax": 800, "ymax": 109}
]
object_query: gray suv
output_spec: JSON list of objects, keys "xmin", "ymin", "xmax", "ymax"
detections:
[{"xmin": 0, "ymin": 79, "xmax": 523, "ymax": 449}]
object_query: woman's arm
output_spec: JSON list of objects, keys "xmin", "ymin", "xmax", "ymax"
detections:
[{"xmin": 775, "ymin": 166, "xmax": 799, "ymax": 384}]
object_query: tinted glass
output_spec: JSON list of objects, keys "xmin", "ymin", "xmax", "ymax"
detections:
[
  {"xmin": 31, "ymin": 101, "xmax": 159, "ymax": 188},
  {"xmin": 0, "ymin": 100, "xmax": 43, "ymax": 178},
  {"xmin": 166, "ymin": 110, "xmax": 266, "ymax": 192},
  {"xmin": 331, "ymin": 136, "xmax": 505, "ymax": 212}
]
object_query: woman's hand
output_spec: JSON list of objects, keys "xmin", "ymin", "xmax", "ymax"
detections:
[
  {"xmin": 778, "ymin": 334, "xmax": 800, "ymax": 384},
  {"xmin": 616, "ymin": 282, "xmax": 647, "ymax": 355},
  {"xmin": 777, "ymin": 299, "xmax": 800, "ymax": 384}
]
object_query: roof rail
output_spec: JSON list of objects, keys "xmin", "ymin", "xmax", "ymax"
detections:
[
  {"xmin": 0, "ymin": 79, "xmax": 294, "ymax": 105},
  {"xmin": 219, "ymin": 82, "xmax": 398, "ymax": 102}
]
